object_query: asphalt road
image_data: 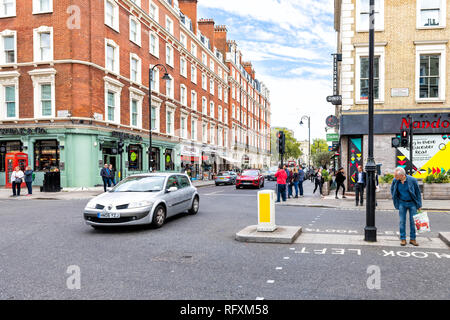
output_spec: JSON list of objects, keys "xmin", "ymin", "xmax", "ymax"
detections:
[{"xmin": 0, "ymin": 181, "xmax": 448, "ymax": 300}]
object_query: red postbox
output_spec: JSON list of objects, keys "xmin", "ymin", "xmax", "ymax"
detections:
[{"xmin": 5, "ymin": 152, "xmax": 28, "ymax": 188}]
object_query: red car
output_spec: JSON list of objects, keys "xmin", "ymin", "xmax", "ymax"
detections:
[{"xmin": 236, "ymin": 169, "xmax": 265, "ymax": 189}]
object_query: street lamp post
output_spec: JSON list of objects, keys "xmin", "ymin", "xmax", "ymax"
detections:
[
  {"xmin": 364, "ymin": 0, "xmax": 377, "ymax": 242},
  {"xmin": 300, "ymin": 115, "xmax": 311, "ymax": 170},
  {"xmin": 149, "ymin": 64, "xmax": 171, "ymax": 172}
]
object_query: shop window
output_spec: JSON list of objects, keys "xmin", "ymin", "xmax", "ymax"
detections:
[
  {"xmin": 0, "ymin": 140, "xmax": 21, "ymax": 172},
  {"xmin": 128, "ymin": 144, "xmax": 142, "ymax": 171},
  {"xmin": 151, "ymin": 147, "xmax": 160, "ymax": 172},
  {"xmin": 164, "ymin": 149, "xmax": 174, "ymax": 171},
  {"xmin": 34, "ymin": 139, "xmax": 59, "ymax": 171}
]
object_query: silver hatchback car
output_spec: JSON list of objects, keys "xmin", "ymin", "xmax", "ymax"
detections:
[{"xmin": 83, "ymin": 173, "xmax": 199, "ymax": 229}]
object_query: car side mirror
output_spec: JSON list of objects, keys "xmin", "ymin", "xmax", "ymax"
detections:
[{"xmin": 167, "ymin": 186, "xmax": 178, "ymax": 193}]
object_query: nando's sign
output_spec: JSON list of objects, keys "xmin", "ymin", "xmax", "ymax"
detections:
[
  {"xmin": 400, "ymin": 117, "xmax": 450, "ymax": 130},
  {"xmin": 340, "ymin": 113, "xmax": 450, "ymax": 135}
]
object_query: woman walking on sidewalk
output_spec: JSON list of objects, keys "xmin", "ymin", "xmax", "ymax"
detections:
[
  {"xmin": 24, "ymin": 166, "xmax": 34, "ymax": 196},
  {"xmin": 292, "ymin": 167, "xmax": 300, "ymax": 198},
  {"xmin": 335, "ymin": 167, "xmax": 347, "ymax": 199},
  {"xmin": 313, "ymin": 168, "xmax": 325, "ymax": 198},
  {"xmin": 11, "ymin": 166, "xmax": 24, "ymax": 197}
]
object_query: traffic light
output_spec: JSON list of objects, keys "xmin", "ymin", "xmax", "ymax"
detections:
[
  {"xmin": 400, "ymin": 130, "xmax": 409, "ymax": 147},
  {"xmin": 118, "ymin": 141, "xmax": 125, "ymax": 154},
  {"xmin": 277, "ymin": 131, "xmax": 285, "ymax": 154},
  {"xmin": 391, "ymin": 135, "xmax": 401, "ymax": 148}
]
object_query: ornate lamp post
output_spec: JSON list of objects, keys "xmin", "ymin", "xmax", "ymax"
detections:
[{"xmin": 149, "ymin": 64, "xmax": 171, "ymax": 172}]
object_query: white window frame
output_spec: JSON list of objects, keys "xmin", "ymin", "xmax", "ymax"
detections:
[
  {"xmin": 166, "ymin": 44, "xmax": 174, "ymax": 67},
  {"xmin": 165, "ymin": 75, "xmax": 174, "ymax": 99},
  {"xmin": 210, "ymin": 59, "xmax": 214, "ymax": 72},
  {"xmin": 355, "ymin": 45, "xmax": 385, "ymax": 104},
  {"xmin": 180, "ymin": 113, "xmax": 188, "ymax": 139},
  {"xmin": 165, "ymin": 16, "xmax": 174, "ymax": 35},
  {"xmin": 0, "ymin": 30, "xmax": 17, "ymax": 64},
  {"xmin": 201, "ymin": 73, "xmax": 207, "ymax": 90},
  {"xmin": 104, "ymin": 0, "xmax": 119, "ymax": 32},
  {"xmin": 0, "ymin": 0, "xmax": 15, "ymax": 18},
  {"xmin": 33, "ymin": 26, "xmax": 53, "ymax": 62},
  {"xmin": 129, "ymin": 15, "xmax": 141, "ymax": 46},
  {"xmin": 202, "ymin": 52, "xmax": 207, "ymax": 65},
  {"xmin": 180, "ymin": 56, "xmax": 187, "ymax": 78},
  {"xmin": 191, "ymin": 42, "xmax": 197, "ymax": 57},
  {"xmin": 191, "ymin": 64, "xmax": 197, "ymax": 84},
  {"xmin": 202, "ymin": 122, "xmax": 208, "ymax": 143},
  {"xmin": 105, "ymin": 38, "xmax": 120, "ymax": 74},
  {"xmin": 33, "ymin": 0, "xmax": 53, "ymax": 14},
  {"xmin": 224, "ymin": 109, "xmax": 228, "ymax": 124},
  {"xmin": 355, "ymin": 0, "xmax": 384, "ymax": 32},
  {"xmin": 129, "ymin": 87, "xmax": 144, "ymax": 129},
  {"xmin": 103, "ymin": 76, "xmax": 123, "ymax": 124},
  {"xmin": 180, "ymin": 84, "xmax": 187, "ymax": 106},
  {"xmin": 218, "ymin": 85, "xmax": 222, "ymax": 101},
  {"xmin": 180, "ymin": 32, "xmax": 187, "ymax": 48},
  {"xmin": 130, "ymin": 0, "xmax": 141, "ymax": 7},
  {"xmin": 0, "ymin": 71, "xmax": 19, "ymax": 120},
  {"xmin": 166, "ymin": 107, "xmax": 175, "ymax": 136},
  {"xmin": 417, "ymin": 0, "xmax": 446, "ymax": 29},
  {"xmin": 202, "ymin": 97, "xmax": 207, "ymax": 115},
  {"xmin": 210, "ymin": 101, "xmax": 214, "ymax": 118},
  {"xmin": 210, "ymin": 124, "xmax": 215, "ymax": 145},
  {"xmin": 209, "ymin": 78, "xmax": 214, "ymax": 95},
  {"xmin": 130, "ymin": 53, "xmax": 142, "ymax": 84},
  {"xmin": 149, "ymin": 1, "xmax": 159, "ymax": 23},
  {"xmin": 29, "ymin": 68, "xmax": 57, "ymax": 119},
  {"xmin": 191, "ymin": 118, "xmax": 197, "ymax": 141},
  {"xmin": 415, "ymin": 43, "xmax": 446, "ymax": 102},
  {"xmin": 150, "ymin": 65, "xmax": 160, "ymax": 93},
  {"xmin": 191, "ymin": 90, "xmax": 197, "ymax": 109},
  {"xmin": 218, "ymin": 105, "xmax": 222, "ymax": 122},
  {"xmin": 149, "ymin": 31, "xmax": 159, "ymax": 58},
  {"xmin": 224, "ymin": 88, "xmax": 228, "ymax": 103},
  {"xmin": 150, "ymin": 96, "xmax": 162, "ymax": 133}
]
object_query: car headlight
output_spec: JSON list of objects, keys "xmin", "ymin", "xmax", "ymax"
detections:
[
  {"xmin": 85, "ymin": 199, "xmax": 97, "ymax": 209},
  {"xmin": 128, "ymin": 200, "xmax": 153, "ymax": 209}
]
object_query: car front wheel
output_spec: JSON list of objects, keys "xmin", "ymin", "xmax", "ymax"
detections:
[{"xmin": 152, "ymin": 205, "xmax": 166, "ymax": 228}]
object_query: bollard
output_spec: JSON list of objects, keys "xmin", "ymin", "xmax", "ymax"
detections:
[{"xmin": 257, "ymin": 190, "xmax": 277, "ymax": 232}]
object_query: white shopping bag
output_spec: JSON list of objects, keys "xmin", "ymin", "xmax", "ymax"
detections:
[{"xmin": 413, "ymin": 211, "xmax": 431, "ymax": 233}]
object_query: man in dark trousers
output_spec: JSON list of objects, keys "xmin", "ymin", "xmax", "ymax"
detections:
[
  {"xmin": 275, "ymin": 164, "xmax": 288, "ymax": 203},
  {"xmin": 335, "ymin": 167, "xmax": 347, "ymax": 199},
  {"xmin": 355, "ymin": 165, "xmax": 366, "ymax": 206},
  {"xmin": 100, "ymin": 163, "xmax": 111, "ymax": 192}
]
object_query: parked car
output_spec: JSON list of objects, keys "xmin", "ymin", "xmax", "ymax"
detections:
[
  {"xmin": 263, "ymin": 166, "xmax": 278, "ymax": 181},
  {"xmin": 83, "ymin": 173, "xmax": 199, "ymax": 229},
  {"xmin": 215, "ymin": 171, "xmax": 237, "ymax": 186},
  {"xmin": 236, "ymin": 169, "xmax": 264, "ymax": 189}
]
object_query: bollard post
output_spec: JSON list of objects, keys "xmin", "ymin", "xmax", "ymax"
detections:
[{"xmin": 257, "ymin": 190, "xmax": 277, "ymax": 232}]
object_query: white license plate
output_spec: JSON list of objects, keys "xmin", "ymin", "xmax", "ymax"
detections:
[{"xmin": 97, "ymin": 212, "xmax": 120, "ymax": 219}]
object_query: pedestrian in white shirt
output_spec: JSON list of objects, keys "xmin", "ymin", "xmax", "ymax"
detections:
[{"xmin": 11, "ymin": 166, "xmax": 24, "ymax": 197}]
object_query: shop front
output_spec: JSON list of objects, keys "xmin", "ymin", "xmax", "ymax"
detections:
[
  {"xmin": 180, "ymin": 144, "xmax": 201, "ymax": 180},
  {"xmin": 340, "ymin": 112, "xmax": 450, "ymax": 189}
]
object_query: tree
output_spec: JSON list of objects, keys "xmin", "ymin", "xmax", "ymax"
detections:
[
  {"xmin": 311, "ymin": 138, "xmax": 329, "ymax": 156},
  {"xmin": 312, "ymin": 151, "xmax": 334, "ymax": 169},
  {"xmin": 271, "ymin": 128, "xmax": 303, "ymax": 164}
]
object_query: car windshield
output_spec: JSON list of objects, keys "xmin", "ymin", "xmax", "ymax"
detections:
[
  {"xmin": 241, "ymin": 170, "xmax": 259, "ymax": 176},
  {"xmin": 110, "ymin": 176, "xmax": 166, "ymax": 192},
  {"xmin": 218, "ymin": 172, "xmax": 230, "ymax": 176}
]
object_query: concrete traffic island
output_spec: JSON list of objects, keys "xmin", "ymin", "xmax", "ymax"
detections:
[
  {"xmin": 438, "ymin": 232, "xmax": 450, "ymax": 247},
  {"xmin": 235, "ymin": 225, "xmax": 302, "ymax": 244}
]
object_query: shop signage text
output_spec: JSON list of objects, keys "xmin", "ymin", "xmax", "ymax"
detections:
[
  {"xmin": 111, "ymin": 131, "xmax": 143, "ymax": 141},
  {"xmin": 0, "ymin": 128, "xmax": 47, "ymax": 135},
  {"xmin": 401, "ymin": 117, "xmax": 450, "ymax": 130}
]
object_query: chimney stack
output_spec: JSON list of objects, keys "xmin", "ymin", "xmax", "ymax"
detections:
[
  {"xmin": 198, "ymin": 18, "xmax": 215, "ymax": 49},
  {"xmin": 178, "ymin": 0, "xmax": 198, "ymax": 34}
]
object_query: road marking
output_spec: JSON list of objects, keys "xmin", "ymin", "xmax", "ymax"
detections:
[
  {"xmin": 267, "ymin": 280, "xmax": 275, "ymax": 284},
  {"xmin": 256, "ymin": 297, "xmax": 265, "ymax": 300},
  {"xmin": 283, "ymin": 256, "xmax": 290, "ymax": 260},
  {"xmin": 276, "ymin": 267, "xmax": 283, "ymax": 270},
  {"xmin": 294, "ymin": 233, "xmax": 448, "ymax": 249}
]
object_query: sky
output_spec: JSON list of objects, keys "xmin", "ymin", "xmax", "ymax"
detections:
[{"xmin": 197, "ymin": 0, "xmax": 336, "ymax": 143}]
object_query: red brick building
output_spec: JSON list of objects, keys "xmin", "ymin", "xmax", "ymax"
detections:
[{"xmin": 0, "ymin": 0, "xmax": 271, "ymax": 188}]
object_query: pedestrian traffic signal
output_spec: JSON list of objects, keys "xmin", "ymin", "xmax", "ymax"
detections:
[
  {"xmin": 118, "ymin": 141, "xmax": 125, "ymax": 154},
  {"xmin": 277, "ymin": 131, "xmax": 285, "ymax": 154},
  {"xmin": 400, "ymin": 130, "xmax": 408, "ymax": 147},
  {"xmin": 391, "ymin": 135, "xmax": 401, "ymax": 148}
]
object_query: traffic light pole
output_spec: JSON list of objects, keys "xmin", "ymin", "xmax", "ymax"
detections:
[{"xmin": 409, "ymin": 115, "xmax": 414, "ymax": 176}]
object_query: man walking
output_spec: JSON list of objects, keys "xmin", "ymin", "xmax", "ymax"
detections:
[
  {"xmin": 298, "ymin": 165, "xmax": 305, "ymax": 197},
  {"xmin": 275, "ymin": 165, "xmax": 287, "ymax": 203},
  {"xmin": 355, "ymin": 165, "xmax": 366, "ymax": 206},
  {"xmin": 391, "ymin": 167, "xmax": 422, "ymax": 246},
  {"xmin": 100, "ymin": 163, "xmax": 111, "ymax": 192}
]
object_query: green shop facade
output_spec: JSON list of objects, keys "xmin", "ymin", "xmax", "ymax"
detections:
[{"xmin": 0, "ymin": 126, "xmax": 181, "ymax": 188}]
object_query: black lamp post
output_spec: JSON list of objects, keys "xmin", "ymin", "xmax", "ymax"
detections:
[
  {"xmin": 364, "ymin": 0, "xmax": 377, "ymax": 242},
  {"xmin": 300, "ymin": 115, "xmax": 311, "ymax": 170},
  {"xmin": 149, "ymin": 64, "xmax": 171, "ymax": 172}
]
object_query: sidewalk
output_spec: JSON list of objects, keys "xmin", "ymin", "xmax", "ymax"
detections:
[
  {"xmin": 0, "ymin": 179, "xmax": 216, "ymax": 201},
  {"xmin": 277, "ymin": 180, "xmax": 450, "ymax": 212}
]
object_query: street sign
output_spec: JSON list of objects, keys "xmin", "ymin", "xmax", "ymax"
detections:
[
  {"xmin": 328, "ymin": 146, "xmax": 333, "ymax": 151},
  {"xmin": 326, "ymin": 115, "xmax": 339, "ymax": 128},
  {"xmin": 326, "ymin": 133, "xmax": 339, "ymax": 142}
]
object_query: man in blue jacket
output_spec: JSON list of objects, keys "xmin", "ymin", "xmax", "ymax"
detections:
[{"xmin": 390, "ymin": 167, "xmax": 422, "ymax": 246}]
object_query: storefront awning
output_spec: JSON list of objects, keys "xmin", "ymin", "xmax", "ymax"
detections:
[{"xmin": 220, "ymin": 155, "xmax": 240, "ymax": 164}]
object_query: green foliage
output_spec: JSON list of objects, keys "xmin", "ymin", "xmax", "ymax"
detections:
[
  {"xmin": 380, "ymin": 173, "xmax": 394, "ymax": 184},
  {"xmin": 271, "ymin": 128, "xmax": 303, "ymax": 162},
  {"xmin": 322, "ymin": 169, "xmax": 331, "ymax": 182},
  {"xmin": 424, "ymin": 172, "xmax": 450, "ymax": 184},
  {"xmin": 312, "ymin": 151, "xmax": 333, "ymax": 168},
  {"xmin": 311, "ymin": 138, "xmax": 329, "ymax": 156}
]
